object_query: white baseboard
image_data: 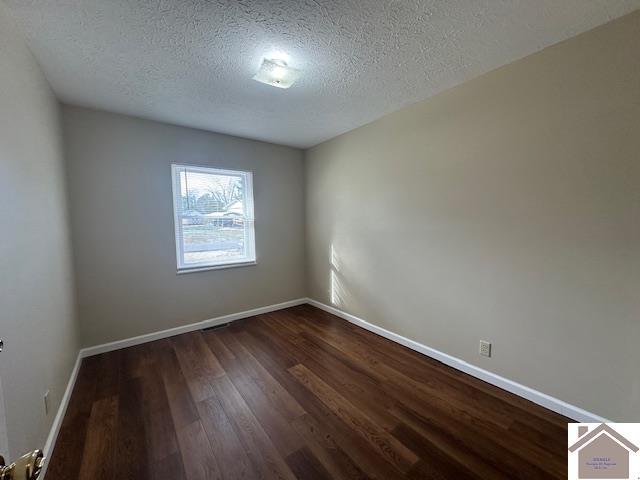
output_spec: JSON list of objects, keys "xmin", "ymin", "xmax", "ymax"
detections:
[
  {"xmin": 41, "ymin": 352, "xmax": 82, "ymax": 479},
  {"xmin": 80, "ymin": 298, "xmax": 308, "ymax": 358},
  {"xmin": 306, "ymin": 298, "xmax": 608, "ymax": 423},
  {"xmin": 42, "ymin": 295, "xmax": 606, "ymax": 476},
  {"xmin": 42, "ymin": 297, "xmax": 307, "ymax": 475}
]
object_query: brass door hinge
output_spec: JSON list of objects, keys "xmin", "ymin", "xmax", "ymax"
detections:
[{"xmin": 0, "ymin": 450, "xmax": 45, "ymax": 480}]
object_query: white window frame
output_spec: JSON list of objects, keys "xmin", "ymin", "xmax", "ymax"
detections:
[{"xmin": 171, "ymin": 163, "xmax": 256, "ymax": 273}]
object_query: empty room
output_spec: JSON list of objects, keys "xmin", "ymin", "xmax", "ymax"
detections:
[{"xmin": 1, "ymin": 1, "xmax": 638, "ymax": 479}]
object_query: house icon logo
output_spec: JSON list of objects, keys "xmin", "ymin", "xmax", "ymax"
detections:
[{"xmin": 568, "ymin": 423, "xmax": 640, "ymax": 479}]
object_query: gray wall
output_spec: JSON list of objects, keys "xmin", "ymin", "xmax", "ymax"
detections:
[
  {"xmin": 0, "ymin": 3, "xmax": 78, "ymax": 458},
  {"xmin": 63, "ymin": 107, "xmax": 306, "ymax": 347},
  {"xmin": 305, "ymin": 11, "xmax": 640, "ymax": 421}
]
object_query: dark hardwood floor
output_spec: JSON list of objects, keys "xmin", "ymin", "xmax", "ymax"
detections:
[{"xmin": 45, "ymin": 305, "xmax": 570, "ymax": 479}]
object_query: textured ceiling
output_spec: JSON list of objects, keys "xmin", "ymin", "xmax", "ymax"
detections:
[{"xmin": 4, "ymin": 0, "xmax": 640, "ymax": 148}]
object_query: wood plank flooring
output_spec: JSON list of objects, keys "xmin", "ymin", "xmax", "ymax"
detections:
[{"xmin": 45, "ymin": 305, "xmax": 570, "ymax": 479}]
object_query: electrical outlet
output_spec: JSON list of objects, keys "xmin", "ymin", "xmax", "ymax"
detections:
[
  {"xmin": 43, "ymin": 390, "xmax": 50, "ymax": 416},
  {"xmin": 479, "ymin": 340, "xmax": 492, "ymax": 357}
]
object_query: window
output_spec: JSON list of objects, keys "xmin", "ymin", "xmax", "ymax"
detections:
[{"xmin": 171, "ymin": 164, "xmax": 255, "ymax": 272}]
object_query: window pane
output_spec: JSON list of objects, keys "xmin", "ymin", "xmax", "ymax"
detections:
[
  {"xmin": 182, "ymin": 223, "xmax": 246, "ymax": 263},
  {"xmin": 172, "ymin": 164, "xmax": 255, "ymax": 270}
]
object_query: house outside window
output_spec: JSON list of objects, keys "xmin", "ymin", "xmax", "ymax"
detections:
[{"xmin": 171, "ymin": 164, "xmax": 256, "ymax": 272}]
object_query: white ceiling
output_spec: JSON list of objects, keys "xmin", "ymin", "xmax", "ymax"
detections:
[{"xmin": 5, "ymin": 0, "xmax": 639, "ymax": 148}]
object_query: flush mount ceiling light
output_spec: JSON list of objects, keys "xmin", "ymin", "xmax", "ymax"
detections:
[{"xmin": 253, "ymin": 58, "xmax": 301, "ymax": 89}]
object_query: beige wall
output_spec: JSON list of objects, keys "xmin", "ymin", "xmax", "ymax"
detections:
[
  {"xmin": 0, "ymin": 3, "xmax": 79, "ymax": 458},
  {"xmin": 305, "ymin": 12, "xmax": 640, "ymax": 421},
  {"xmin": 63, "ymin": 106, "xmax": 306, "ymax": 347}
]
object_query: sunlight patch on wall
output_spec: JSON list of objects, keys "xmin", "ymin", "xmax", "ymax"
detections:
[
  {"xmin": 330, "ymin": 243, "xmax": 344, "ymax": 306},
  {"xmin": 330, "ymin": 244, "xmax": 341, "ymax": 272}
]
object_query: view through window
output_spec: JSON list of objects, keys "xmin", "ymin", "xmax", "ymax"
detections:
[{"xmin": 171, "ymin": 164, "xmax": 255, "ymax": 271}]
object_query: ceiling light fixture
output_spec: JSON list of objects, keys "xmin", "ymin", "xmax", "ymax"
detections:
[{"xmin": 253, "ymin": 58, "xmax": 301, "ymax": 89}]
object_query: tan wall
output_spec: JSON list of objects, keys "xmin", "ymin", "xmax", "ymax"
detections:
[
  {"xmin": 305, "ymin": 12, "xmax": 640, "ymax": 421},
  {"xmin": 63, "ymin": 106, "xmax": 306, "ymax": 347},
  {"xmin": 0, "ymin": 4, "xmax": 79, "ymax": 457}
]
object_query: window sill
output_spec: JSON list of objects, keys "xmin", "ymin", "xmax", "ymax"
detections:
[{"xmin": 177, "ymin": 261, "xmax": 257, "ymax": 274}]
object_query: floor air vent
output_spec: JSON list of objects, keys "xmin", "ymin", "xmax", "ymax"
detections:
[{"xmin": 202, "ymin": 323, "xmax": 229, "ymax": 331}]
